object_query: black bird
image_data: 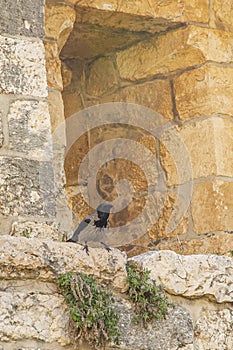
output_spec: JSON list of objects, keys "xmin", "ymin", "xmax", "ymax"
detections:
[{"xmin": 66, "ymin": 203, "xmax": 113, "ymax": 253}]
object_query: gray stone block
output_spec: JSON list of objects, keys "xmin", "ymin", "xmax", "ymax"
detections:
[
  {"xmin": 0, "ymin": 36, "xmax": 47, "ymax": 97},
  {"xmin": 0, "ymin": 157, "xmax": 56, "ymax": 218},
  {"xmin": 8, "ymin": 99, "xmax": 52, "ymax": 161},
  {"xmin": 0, "ymin": 0, "xmax": 44, "ymax": 38}
]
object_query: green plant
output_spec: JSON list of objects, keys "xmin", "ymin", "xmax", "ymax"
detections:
[
  {"xmin": 21, "ymin": 228, "xmax": 32, "ymax": 238},
  {"xmin": 126, "ymin": 261, "xmax": 171, "ymax": 326},
  {"xmin": 57, "ymin": 272, "xmax": 120, "ymax": 348}
]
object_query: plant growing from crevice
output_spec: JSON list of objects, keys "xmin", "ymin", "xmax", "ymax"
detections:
[
  {"xmin": 126, "ymin": 261, "xmax": 171, "ymax": 326},
  {"xmin": 57, "ymin": 272, "xmax": 120, "ymax": 349}
]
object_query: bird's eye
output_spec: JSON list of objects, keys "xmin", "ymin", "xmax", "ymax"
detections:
[{"xmin": 85, "ymin": 219, "xmax": 91, "ymax": 223}]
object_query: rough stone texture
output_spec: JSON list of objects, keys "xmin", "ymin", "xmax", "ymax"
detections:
[
  {"xmin": 195, "ymin": 308, "xmax": 233, "ymax": 350},
  {"xmin": 10, "ymin": 221, "xmax": 63, "ymax": 241},
  {"xmin": 74, "ymin": 0, "xmax": 209, "ymax": 24},
  {"xmin": 191, "ymin": 180, "xmax": 233, "ymax": 235},
  {"xmin": 0, "ymin": 0, "xmax": 44, "ymax": 38},
  {"xmin": 8, "ymin": 100, "xmax": 52, "ymax": 161},
  {"xmin": 131, "ymin": 250, "xmax": 233, "ymax": 303},
  {"xmin": 44, "ymin": 41, "xmax": 63, "ymax": 91},
  {"xmin": 102, "ymin": 79, "xmax": 173, "ymax": 120},
  {"xmin": 0, "ymin": 113, "xmax": 3, "ymax": 148},
  {"xmin": 0, "ymin": 36, "xmax": 47, "ymax": 97},
  {"xmin": 154, "ymin": 231, "xmax": 233, "ymax": 256},
  {"xmin": 0, "ymin": 290, "xmax": 70, "ymax": 345},
  {"xmin": 213, "ymin": 0, "xmax": 233, "ymax": 32},
  {"xmin": 86, "ymin": 57, "xmax": 119, "ymax": 96},
  {"xmin": 116, "ymin": 299, "xmax": 194, "ymax": 350},
  {"xmin": 0, "ymin": 235, "xmax": 127, "ymax": 291},
  {"xmin": 160, "ymin": 117, "xmax": 233, "ymax": 185},
  {"xmin": 47, "ymin": 91, "xmax": 65, "ymax": 133},
  {"xmin": 116, "ymin": 26, "xmax": 233, "ymax": 82},
  {"xmin": 61, "ymin": 22, "xmax": 151, "ymax": 60},
  {"xmin": 45, "ymin": 3, "xmax": 76, "ymax": 50},
  {"xmin": 174, "ymin": 65, "xmax": 233, "ymax": 120},
  {"xmin": 0, "ymin": 157, "xmax": 55, "ymax": 218}
]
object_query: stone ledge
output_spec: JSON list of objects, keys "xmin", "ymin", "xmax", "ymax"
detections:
[
  {"xmin": 0, "ymin": 235, "xmax": 127, "ymax": 292},
  {"xmin": 131, "ymin": 250, "xmax": 233, "ymax": 303}
]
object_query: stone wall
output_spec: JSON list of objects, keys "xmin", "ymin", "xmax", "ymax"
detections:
[
  {"xmin": 0, "ymin": 0, "xmax": 72, "ymax": 239},
  {"xmin": 0, "ymin": 235, "xmax": 232, "ymax": 350},
  {"xmin": 0, "ymin": 1, "xmax": 233, "ymax": 349},
  {"xmin": 56, "ymin": 0, "xmax": 233, "ymax": 256}
]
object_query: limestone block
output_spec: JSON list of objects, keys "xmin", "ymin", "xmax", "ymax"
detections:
[
  {"xmin": 116, "ymin": 298, "xmax": 194, "ymax": 350},
  {"xmin": 0, "ymin": 113, "xmax": 3, "ymax": 148},
  {"xmin": 86, "ymin": 57, "xmax": 119, "ymax": 97},
  {"xmin": 8, "ymin": 100, "xmax": 52, "ymax": 161},
  {"xmin": 0, "ymin": 36, "xmax": 47, "ymax": 97},
  {"xmin": 213, "ymin": 0, "xmax": 233, "ymax": 32},
  {"xmin": 155, "ymin": 232, "xmax": 233, "ymax": 256},
  {"xmin": 44, "ymin": 41, "xmax": 63, "ymax": 91},
  {"xmin": 102, "ymin": 79, "xmax": 173, "ymax": 120},
  {"xmin": 47, "ymin": 91, "xmax": 65, "ymax": 133},
  {"xmin": 62, "ymin": 91, "xmax": 84, "ymax": 118},
  {"xmin": 75, "ymin": 0, "xmax": 209, "ymax": 24},
  {"xmin": 174, "ymin": 65, "xmax": 233, "ymax": 120},
  {"xmin": 191, "ymin": 180, "xmax": 233, "ymax": 235},
  {"xmin": 0, "ymin": 157, "xmax": 55, "ymax": 218},
  {"xmin": 160, "ymin": 117, "xmax": 233, "ymax": 185},
  {"xmin": 0, "ymin": 0, "xmax": 44, "ymax": 38},
  {"xmin": 131, "ymin": 250, "xmax": 233, "ymax": 303},
  {"xmin": 116, "ymin": 27, "xmax": 205, "ymax": 81},
  {"xmin": 0, "ymin": 290, "xmax": 70, "ymax": 345},
  {"xmin": 61, "ymin": 22, "xmax": 148, "ymax": 60},
  {"xmin": 117, "ymin": 26, "xmax": 233, "ymax": 82},
  {"xmin": 0, "ymin": 235, "xmax": 127, "ymax": 291},
  {"xmin": 45, "ymin": 4, "xmax": 76, "ymax": 52},
  {"xmin": 195, "ymin": 308, "xmax": 233, "ymax": 350},
  {"xmin": 10, "ymin": 221, "xmax": 63, "ymax": 241}
]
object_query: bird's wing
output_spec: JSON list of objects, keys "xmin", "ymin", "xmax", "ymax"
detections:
[{"xmin": 67, "ymin": 210, "xmax": 97, "ymax": 242}]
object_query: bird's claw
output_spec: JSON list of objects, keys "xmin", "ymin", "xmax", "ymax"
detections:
[
  {"xmin": 100, "ymin": 241, "xmax": 111, "ymax": 253},
  {"xmin": 83, "ymin": 242, "xmax": 89, "ymax": 255}
]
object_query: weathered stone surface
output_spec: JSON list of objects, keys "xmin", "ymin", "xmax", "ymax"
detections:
[
  {"xmin": 131, "ymin": 250, "xmax": 233, "ymax": 303},
  {"xmin": 102, "ymin": 79, "xmax": 173, "ymax": 120},
  {"xmin": 195, "ymin": 308, "xmax": 233, "ymax": 350},
  {"xmin": 116, "ymin": 299, "xmax": 194, "ymax": 350},
  {"xmin": 44, "ymin": 41, "xmax": 63, "ymax": 91},
  {"xmin": 47, "ymin": 91, "xmax": 65, "ymax": 134},
  {"xmin": 61, "ymin": 22, "xmax": 150, "ymax": 60},
  {"xmin": 213, "ymin": 0, "xmax": 233, "ymax": 32},
  {"xmin": 154, "ymin": 232, "xmax": 233, "ymax": 256},
  {"xmin": 174, "ymin": 65, "xmax": 233, "ymax": 120},
  {"xmin": 86, "ymin": 57, "xmax": 119, "ymax": 96},
  {"xmin": 0, "ymin": 0, "xmax": 44, "ymax": 37},
  {"xmin": 117, "ymin": 26, "xmax": 233, "ymax": 81},
  {"xmin": 62, "ymin": 91, "xmax": 84, "ymax": 118},
  {"xmin": 160, "ymin": 117, "xmax": 233, "ymax": 185},
  {"xmin": 0, "ymin": 235, "xmax": 127, "ymax": 291},
  {"xmin": 8, "ymin": 100, "xmax": 52, "ymax": 161},
  {"xmin": 45, "ymin": 4, "xmax": 76, "ymax": 51},
  {"xmin": 191, "ymin": 180, "xmax": 233, "ymax": 235},
  {"xmin": 75, "ymin": 0, "xmax": 209, "ymax": 24},
  {"xmin": 0, "ymin": 157, "xmax": 55, "ymax": 218},
  {"xmin": 0, "ymin": 36, "xmax": 47, "ymax": 97},
  {"xmin": 0, "ymin": 112, "xmax": 3, "ymax": 148},
  {"xmin": 0, "ymin": 290, "xmax": 70, "ymax": 345},
  {"xmin": 116, "ymin": 27, "xmax": 205, "ymax": 81},
  {"xmin": 10, "ymin": 221, "xmax": 63, "ymax": 241}
]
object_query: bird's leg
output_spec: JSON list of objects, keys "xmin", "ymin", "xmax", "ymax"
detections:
[
  {"xmin": 100, "ymin": 241, "xmax": 111, "ymax": 253},
  {"xmin": 83, "ymin": 241, "xmax": 89, "ymax": 255}
]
